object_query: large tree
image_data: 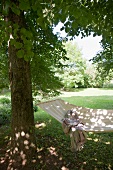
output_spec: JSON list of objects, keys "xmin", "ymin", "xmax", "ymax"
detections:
[
  {"xmin": 0, "ymin": 1, "xmax": 66, "ymax": 169},
  {"xmin": 4, "ymin": 2, "xmax": 37, "ymax": 169}
]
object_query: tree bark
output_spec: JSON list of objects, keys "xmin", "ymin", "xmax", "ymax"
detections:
[{"xmin": 7, "ymin": 2, "xmax": 37, "ymax": 169}]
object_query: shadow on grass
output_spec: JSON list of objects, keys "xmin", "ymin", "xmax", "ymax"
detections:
[
  {"xmin": 63, "ymin": 87, "xmax": 113, "ymax": 93},
  {"xmin": 34, "ymin": 110, "xmax": 113, "ymax": 170},
  {"xmin": 37, "ymin": 113, "xmax": 113, "ymax": 170},
  {"xmin": 0, "ymin": 109, "xmax": 113, "ymax": 170},
  {"xmin": 99, "ymin": 87, "xmax": 113, "ymax": 90},
  {"xmin": 63, "ymin": 88, "xmax": 86, "ymax": 92}
]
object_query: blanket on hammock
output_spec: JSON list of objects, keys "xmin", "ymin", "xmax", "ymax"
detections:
[{"xmin": 62, "ymin": 109, "xmax": 87, "ymax": 152}]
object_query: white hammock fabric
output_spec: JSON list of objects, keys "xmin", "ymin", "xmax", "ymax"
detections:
[{"xmin": 38, "ymin": 99, "xmax": 113, "ymax": 132}]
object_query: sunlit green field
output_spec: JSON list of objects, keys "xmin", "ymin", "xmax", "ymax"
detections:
[{"xmin": 62, "ymin": 95, "xmax": 113, "ymax": 109}]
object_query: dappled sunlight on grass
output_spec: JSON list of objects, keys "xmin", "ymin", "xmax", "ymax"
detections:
[
  {"xmin": 35, "ymin": 122, "xmax": 46, "ymax": 129},
  {"xmin": 1, "ymin": 90, "xmax": 113, "ymax": 169},
  {"xmin": 48, "ymin": 146, "xmax": 58, "ymax": 156},
  {"xmin": 33, "ymin": 109, "xmax": 113, "ymax": 169},
  {"xmin": 0, "ymin": 125, "xmax": 38, "ymax": 169},
  {"xmin": 0, "ymin": 118, "xmax": 113, "ymax": 169}
]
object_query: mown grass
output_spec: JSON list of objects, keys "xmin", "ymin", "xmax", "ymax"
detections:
[
  {"xmin": 0, "ymin": 89, "xmax": 113, "ymax": 169},
  {"xmin": 62, "ymin": 96, "xmax": 113, "ymax": 109}
]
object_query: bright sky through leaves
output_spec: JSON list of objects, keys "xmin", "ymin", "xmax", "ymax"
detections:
[
  {"xmin": 75, "ymin": 34, "xmax": 102, "ymax": 60},
  {"xmin": 54, "ymin": 22, "xmax": 102, "ymax": 60}
]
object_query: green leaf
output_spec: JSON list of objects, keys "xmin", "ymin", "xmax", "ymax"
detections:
[
  {"xmin": 15, "ymin": 42, "xmax": 23, "ymax": 49},
  {"xmin": 17, "ymin": 49, "xmax": 24, "ymax": 58},
  {"xmin": 30, "ymin": 51, "xmax": 34, "ymax": 57},
  {"xmin": 10, "ymin": 39, "xmax": 16, "ymax": 45},
  {"xmin": 3, "ymin": 1, "xmax": 10, "ymax": 15},
  {"xmin": 24, "ymin": 55, "xmax": 29, "ymax": 61},
  {"xmin": 36, "ymin": 17, "xmax": 47, "ymax": 30},
  {"xmin": 27, "ymin": 31, "xmax": 33, "ymax": 39},
  {"xmin": 32, "ymin": 3, "xmax": 38, "ymax": 11},
  {"xmin": 19, "ymin": 0, "xmax": 30, "ymax": 11},
  {"xmin": 11, "ymin": 3, "xmax": 20, "ymax": 15},
  {"xmin": 20, "ymin": 28, "xmax": 26, "ymax": 35}
]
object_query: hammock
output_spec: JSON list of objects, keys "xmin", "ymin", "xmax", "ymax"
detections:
[{"xmin": 38, "ymin": 99, "xmax": 113, "ymax": 132}]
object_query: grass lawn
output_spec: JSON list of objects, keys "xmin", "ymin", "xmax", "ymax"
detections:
[
  {"xmin": 62, "ymin": 96, "xmax": 113, "ymax": 109},
  {"xmin": 0, "ymin": 88, "xmax": 113, "ymax": 170}
]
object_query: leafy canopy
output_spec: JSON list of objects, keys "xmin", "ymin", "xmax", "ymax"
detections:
[
  {"xmin": 0, "ymin": 0, "xmax": 68, "ymax": 96},
  {"xmin": 0, "ymin": 0, "xmax": 113, "ymax": 94}
]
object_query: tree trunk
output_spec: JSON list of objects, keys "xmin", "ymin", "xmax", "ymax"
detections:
[{"xmin": 7, "ymin": 3, "xmax": 37, "ymax": 170}]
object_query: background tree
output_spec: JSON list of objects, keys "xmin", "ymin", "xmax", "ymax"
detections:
[
  {"xmin": 92, "ymin": 42, "xmax": 113, "ymax": 71},
  {"xmin": 58, "ymin": 41, "xmax": 108, "ymax": 89},
  {"xmin": 58, "ymin": 41, "xmax": 88, "ymax": 89}
]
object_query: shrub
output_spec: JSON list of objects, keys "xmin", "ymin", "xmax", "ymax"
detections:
[
  {"xmin": 0, "ymin": 97, "xmax": 11, "ymax": 126},
  {"xmin": 33, "ymin": 105, "xmax": 38, "ymax": 112},
  {"xmin": 0, "ymin": 97, "xmax": 11, "ymax": 104}
]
